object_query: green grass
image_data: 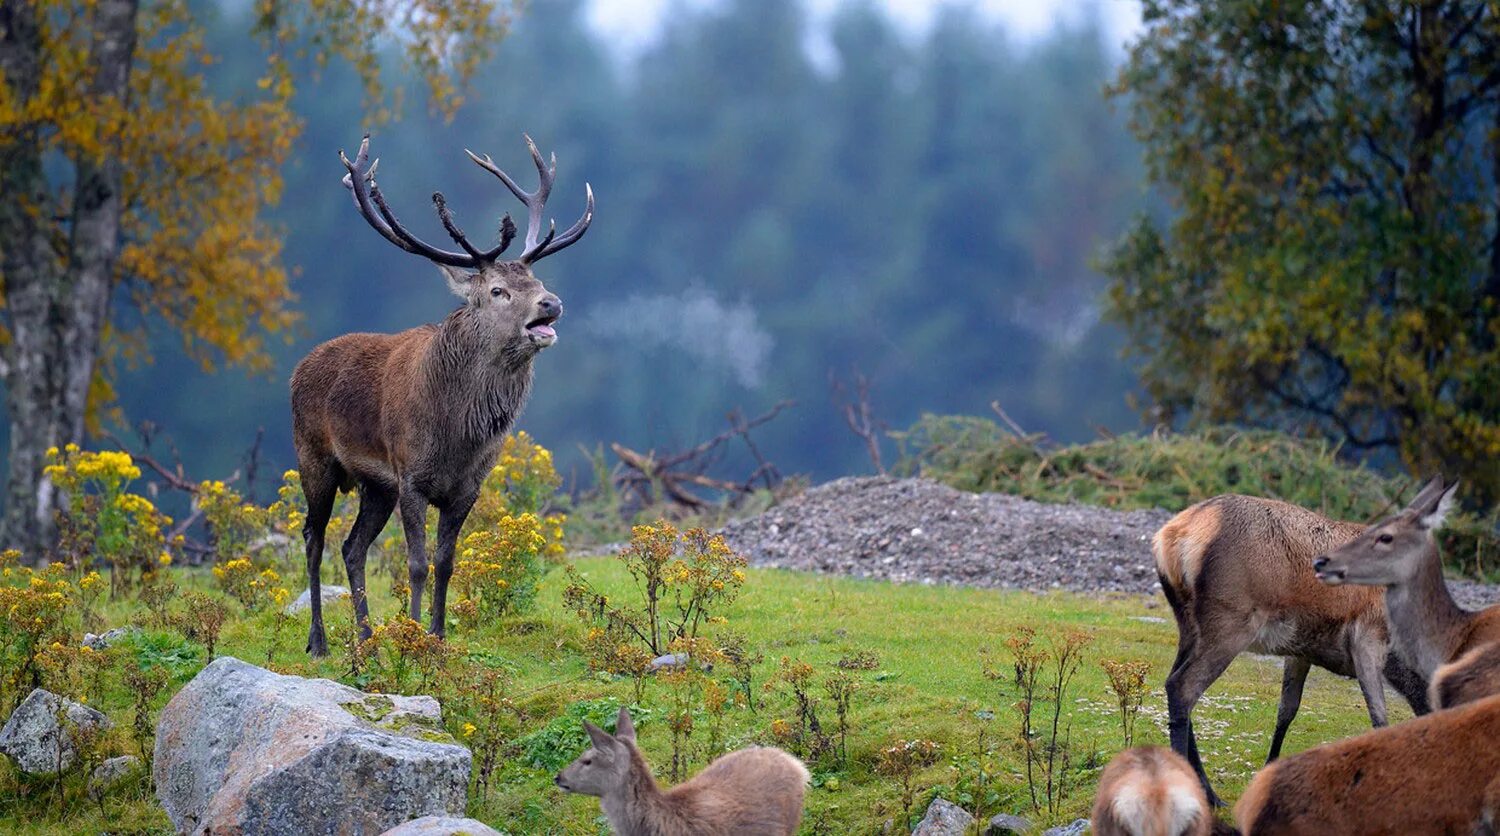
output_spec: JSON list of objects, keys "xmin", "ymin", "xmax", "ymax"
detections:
[{"xmin": 0, "ymin": 556, "xmax": 1406, "ymax": 835}]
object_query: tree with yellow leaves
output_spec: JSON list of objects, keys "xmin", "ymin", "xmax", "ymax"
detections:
[
  {"xmin": 0, "ymin": 0, "xmax": 511, "ymax": 558},
  {"xmin": 1105, "ymin": 0, "xmax": 1500, "ymax": 504}
]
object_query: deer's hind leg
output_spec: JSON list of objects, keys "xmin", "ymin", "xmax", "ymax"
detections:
[
  {"xmin": 300, "ymin": 458, "xmax": 340, "ymax": 657},
  {"xmin": 342, "ymin": 480, "xmax": 398, "ymax": 641},
  {"xmin": 1266, "ymin": 656, "xmax": 1310, "ymax": 762},
  {"xmin": 1165, "ymin": 608, "xmax": 1259, "ymax": 808}
]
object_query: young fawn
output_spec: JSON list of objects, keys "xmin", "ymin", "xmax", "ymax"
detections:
[
  {"xmin": 555, "ymin": 708, "xmax": 809, "ymax": 836},
  {"xmin": 1234, "ymin": 692, "xmax": 1500, "ymax": 834},
  {"xmin": 1091, "ymin": 747, "xmax": 1218, "ymax": 836},
  {"xmin": 1314, "ymin": 476, "xmax": 1500, "ymax": 708},
  {"xmin": 1153, "ymin": 495, "xmax": 1428, "ymax": 805}
]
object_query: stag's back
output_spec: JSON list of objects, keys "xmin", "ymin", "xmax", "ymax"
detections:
[{"xmin": 290, "ymin": 328, "xmax": 433, "ymax": 486}]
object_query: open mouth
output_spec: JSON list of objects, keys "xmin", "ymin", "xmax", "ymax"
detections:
[
  {"xmin": 526, "ymin": 315, "xmax": 559, "ymax": 342},
  {"xmin": 1315, "ymin": 569, "xmax": 1346, "ymax": 584}
]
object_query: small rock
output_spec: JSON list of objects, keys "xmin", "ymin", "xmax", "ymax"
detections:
[
  {"xmin": 89, "ymin": 754, "xmax": 143, "ymax": 794},
  {"xmin": 1041, "ymin": 819, "xmax": 1090, "ymax": 836},
  {"xmin": 380, "ymin": 816, "xmax": 502, "ymax": 836},
  {"xmin": 82, "ymin": 626, "xmax": 138, "ymax": 650},
  {"xmin": 648, "ymin": 653, "xmax": 689, "ymax": 671},
  {"xmin": 0, "ymin": 688, "xmax": 112, "ymax": 775},
  {"xmin": 912, "ymin": 797, "xmax": 974, "ymax": 835},
  {"xmin": 284, "ymin": 584, "xmax": 351, "ymax": 614},
  {"xmin": 988, "ymin": 812, "xmax": 1033, "ymax": 834},
  {"xmin": 1129, "ymin": 616, "xmax": 1167, "ymax": 625}
]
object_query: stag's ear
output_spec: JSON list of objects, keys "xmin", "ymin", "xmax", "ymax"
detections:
[
  {"xmin": 1419, "ymin": 479, "xmax": 1460, "ymax": 530},
  {"xmin": 583, "ymin": 720, "xmax": 616, "ymax": 751},
  {"xmin": 436, "ymin": 263, "xmax": 477, "ymax": 299},
  {"xmin": 614, "ymin": 707, "xmax": 636, "ymax": 743}
]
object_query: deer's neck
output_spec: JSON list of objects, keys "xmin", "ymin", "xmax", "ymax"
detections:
[
  {"xmin": 600, "ymin": 745, "xmax": 685, "ymax": 836},
  {"xmin": 424, "ymin": 314, "xmax": 534, "ymax": 446},
  {"xmin": 1384, "ymin": 541, "xmax": 1471, "ymax": 676}
]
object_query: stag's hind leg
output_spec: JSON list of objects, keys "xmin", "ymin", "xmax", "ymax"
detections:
[
  {"xmin": 301, "ymin": 459, "xmax": 340, "ymax": 657},
  {"xmin": 343, "ymin": 481, "xmax": 398, "ymax": 641}
]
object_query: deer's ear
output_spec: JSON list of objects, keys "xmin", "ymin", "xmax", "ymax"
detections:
[
  {"xmin": 436, "ymin": 263, "xmax": 477, "ymax": 298},
  {"xmin": 583, "ymin": 720, "xmax": 616, "ymax": 750},
  {"xmin": 615, "ymin": 707, "xmax": 636, "ymax": 743},
  {"xmin": 1419, "ymin": 479, "xmax": 1460, "ymax": 530}
]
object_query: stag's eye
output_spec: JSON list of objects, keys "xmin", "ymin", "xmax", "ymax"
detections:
[
  {"xmin": 490, "ymin": 286, "xmax": 509, "ymax": 300},
  {"xmin": 1377, "ymin": 533, "xmax": 1394, "ymax": 544}
]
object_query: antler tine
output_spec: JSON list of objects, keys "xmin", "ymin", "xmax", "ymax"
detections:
[
  {"xmin": 340, "ymin": 135, "xmax": 482, "ymax": 268},
  {"xmin": 432, "ymin": 192, "xmax": 486, "ymax": 262},
  {"xmin": 529, "ymin": 182, "xmax": 594, "ymax": 263},
  {"xmin": 497, "ymin": 214, "xmax": 517, "ymax": 254}
]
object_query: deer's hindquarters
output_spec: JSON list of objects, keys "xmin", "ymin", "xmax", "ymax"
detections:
[
  {"xmin": 1092, "ymin": 747, "xmax": 1212, "ymax": 836},
  {"xmin": 1234, "ymin": 694, "xmax": 1500, "ymax": 835},
  {"xmin": 1431, "ymin": 641, "xmax": 1500, "ymax": 709}
]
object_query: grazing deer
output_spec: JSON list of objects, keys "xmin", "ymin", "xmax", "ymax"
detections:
[
  {"xmin": 1153, "ymin": 495, "xmax": 1429, "ymax": 806},
  {"xmin": 1313, "ymin": 476, "xmax": 1500, "ymax": 708},
  {"xmin": 1091, "ymin": 747, "xmax": 1217, "ymax": 836},
  {"xmin": 1234, "ymin": 692, "xmax": 1500, "ymax": 835},
  {"xmin": 555, "ymin": 707, "xmax": 809, "ymax": 836},
  {"xmin": 293, "ymin": 134, "xmax": 593, "ymax": 656}
]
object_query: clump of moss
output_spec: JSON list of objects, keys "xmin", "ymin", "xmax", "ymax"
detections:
[{"xmin": 893, "ymin": 416, "xmax": 1499, "ymax": 580}]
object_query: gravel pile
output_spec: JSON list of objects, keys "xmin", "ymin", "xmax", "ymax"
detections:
[{"xmin": 718, "ymin": 476, "xmax": 1500, "ymax": 608}]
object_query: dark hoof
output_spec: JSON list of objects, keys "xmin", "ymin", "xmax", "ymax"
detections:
[{"xmin": 307, "ymin": 632, "xmax": 329, "ymax": 658}]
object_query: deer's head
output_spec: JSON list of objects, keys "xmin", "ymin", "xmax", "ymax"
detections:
[
  {"xmin": 555, "ymin": 707, "xmax": 636, "ymax": 797},
  {"xmin": 1313, "ymin": 475, "xmax": 1459, "ymax": 587},
  {"xmin": 340, "ymin": 134, "xmax": 592, "ymax": 357}
]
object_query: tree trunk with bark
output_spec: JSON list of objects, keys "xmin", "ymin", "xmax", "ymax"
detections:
[{"xmin": 0, "ymin": 0, "xmax": 138, "ymax": 561}]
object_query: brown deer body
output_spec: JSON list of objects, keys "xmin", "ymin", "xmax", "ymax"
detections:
[
  {"xmin": 293, "ymin": 135, "xmax": 592, "ymax": 655},
  {"xmin": 1314, "ymin": 476, "xmax": 1500, "ymax": 709},
  {"xmin": 556, "ymin": 708, "xmax": 809, "ymax": 836},
  {"xmin": 1153, "ymin": 495, "xmax": 1429, "ymax": 806},
  {"xmin": 1091, "ymin": 747, "xmax": 1215, "ymax": 836},
  {"xmin": 1234, "ymin": 692, "xmax": 1500, "ymax": 834}
]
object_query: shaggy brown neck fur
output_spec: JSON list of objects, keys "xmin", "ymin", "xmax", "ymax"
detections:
[
  {"xmin": 422, "ymin": 307, "xmax": 535, "ymax": 446},
  {"xmin": 1385, "ymin": 540, "xmax": 1472, "ymax": 675}
]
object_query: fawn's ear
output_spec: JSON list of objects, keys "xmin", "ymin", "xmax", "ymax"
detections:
[
  {"xmin": 583, "ymin": 720, "xmax": 615, "ymax": 750},
  {"xmin": 1419, "ymin": 479, "xmax": 1460, "ymax": 530},
  {"xmin": 615, "ymin": 707, "xmax": 636, "ymax": 743}
]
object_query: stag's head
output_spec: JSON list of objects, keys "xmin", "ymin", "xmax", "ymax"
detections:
[{"xmin": 340, "ymin": 134, "xmax": 593, "ymax": 356}]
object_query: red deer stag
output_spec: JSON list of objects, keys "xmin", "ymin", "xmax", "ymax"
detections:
[
  {"xmin": 1313, "ymin": 476, "xmax": 1500, "ymax": 708},
  {"xmin": 555, "ymin": 707, "xmax": 809, "ymax": 836},
  {"xmin": 1153, "ymin": 495, "xmax": 1428, "ymax": 806},
  {"xmin": 292, "ymin": 134, "xmax": 592, "ymax": 656}
]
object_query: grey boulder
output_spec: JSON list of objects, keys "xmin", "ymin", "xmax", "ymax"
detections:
[
  {"xmin": 90, "ymin": 754, "xmax": 144, "ymax": 794},
  {"xmin": 154, "ymin": 657, "xmax": 470, "ymax": 835},
  {"xmin": 82, "ymin": 625, "xmax": 138, "ymax": 650},
  {"xmin": 0, "ymin": 688, "xmax": 112, "ymax": 775},
  {"xmin": 380, "ymin": 816, "xmax": 503, "ymax": 836},
  {"xmin": 284, "ymin": 584, "xmax": 350, "ymax": 614},
  {"xmin": 1042, "ymin": 820, "xmax": 1090, "ymax": 836},
  {"xmin": 913, "ymin": 797, "xmax": 975, "ymax": 835},
  {"xmin": 988, "ymin": 813, "xmax": 1034, "ymax": 834}
]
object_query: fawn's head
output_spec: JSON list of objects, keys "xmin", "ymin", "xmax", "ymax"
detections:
[
  {"xmin": 555, "ymin": 707, "xmax": 636, "ymax": 797},
  {"xmin": 340, "ymin": 134, "xmax": 592, "ymax": 357},
  {"xmin": 1314, "ymin": 475, "xmax": 1458, "ymax": 587}
]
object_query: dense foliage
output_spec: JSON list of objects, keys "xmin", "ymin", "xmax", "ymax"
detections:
[{"xmin": 1105, "ymin": 0, "xmax": 1500, "ymax": 503}]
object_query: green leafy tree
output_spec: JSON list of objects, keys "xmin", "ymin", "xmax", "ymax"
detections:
[
  {"xmin": 1105, "ymin": 0, "xmax": 1500, "ymax": 501},
  {"xmin": 0, "ymin": 0, "xmax": 509, "ymax": 557}
]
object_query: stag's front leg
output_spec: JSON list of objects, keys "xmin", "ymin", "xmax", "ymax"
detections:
[
  {"xmin": 429, "ymin": 497, "xmax": 477, "ymax": 638},
  {"xmin": 397, "ymin": 485, "xmax": 430, "ymax": 630}
]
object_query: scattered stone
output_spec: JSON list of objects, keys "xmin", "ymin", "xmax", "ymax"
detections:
[
  {"xmin": 912, "ymin": 797, "xmax": 974, "ymax": 835},
  {"xmin": 1128, "ymin": 616, "xmax": 1168, "ymax": 625},
  {"xmin": 0, "ymin": 688, "xmax": 112, "ymax": 775},
  {"xmin": 1041, "ymin": 819, "xmax": 1090, "ymax": 836},
  {"xmin": 380, "ymin": 815, "xmax": 502, "ymax": 836},
  {"xmin": 154, "ymin": 657, "xmax": 470, "ymax": 835},
  {"xmin": 648, "ymin": 653, "xmax": 689, "ymax": 671},
  {"xmin": 82, "ymin": 626, "xmax": 138, "ymax": 650},
  {"xmin": 89, "ymin": 754, "xmax": 143, "ymax": 794},
  {"xmin": 284, "ymin": 584, "xmax": 351, "ymax": 615},
  {"xmin": 988, "ymin": 812, "xmax": 1034, "ymax": 834}
]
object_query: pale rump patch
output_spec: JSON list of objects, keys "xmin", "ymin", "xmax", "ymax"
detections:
[
  {"xmin": 1154, "ymin": 504, "xmax": 1220, "ymax": 592},
  {"xmin": 1164, "ymin": 783, "xmax": 1205, "ymax": 835}
]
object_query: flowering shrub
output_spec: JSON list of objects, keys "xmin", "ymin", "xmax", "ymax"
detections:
[
  {"xmin": 198, "ymin": 479, "xmax": 268, "ymax": 565},
  {"xmin": 211, "ymin": 558, "xmax": 289, "ymax": 611},
  {"xmin": 353, "ymin": 615, "xmax": 450, "ymax": 694},
  {"xmin": 45, "ymin": 446, "xmax": 170, "ymax": 595},
  {"xmin": 562, "ymin": 520, "xmax": 747, "ymax": 665},
  {"xmin": 477, "ymin": 431, "xmax": 561, "ymax": 519},
  {"xmin": 451, "ymin": 513, "xmax": 552, "ymax": 623},
  {"xmin": 0, "ymin": 553, "xmax": 76, "ymax": 712}
]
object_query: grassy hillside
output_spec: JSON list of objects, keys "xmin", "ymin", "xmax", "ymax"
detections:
[{"xmin": 1, "ymin": 557, "xmax": 1405, "ymax": 834}]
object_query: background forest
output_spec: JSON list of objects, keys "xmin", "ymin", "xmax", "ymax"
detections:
[{"xmin": 36, "ymin": 0, "xmax": 1148, "ymax": 495}]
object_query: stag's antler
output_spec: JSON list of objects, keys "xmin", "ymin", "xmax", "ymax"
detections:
[
  {"xmin": 464, "ymin": 134, "xmax": 594, "ymax": 265},
  {"xmin": 340, "ymin": 135, "xmax": 515, "ymax": 268}
]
